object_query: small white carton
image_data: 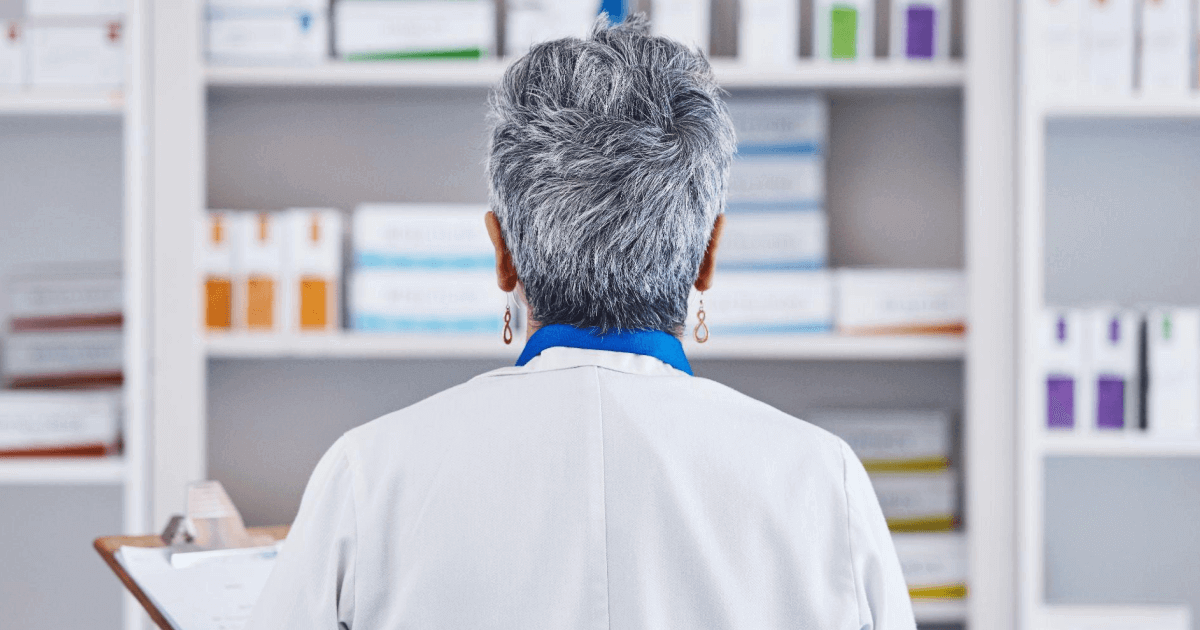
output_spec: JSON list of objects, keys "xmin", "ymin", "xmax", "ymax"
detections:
[
  {"xmin": 1081, "ymin": 308, "xmax": 1141, "ymax": 431},
  {"xmin": 688, "ymin": 270, "xmax": 833, "ymax": 335},
  {"xmin": 353, "ymin": 204, "xmax": 492, "ymax": 271},
  {"xmin": 891, "ymin": 532, "xmax": 968, "ymax": 598},
  {"xmin": 0, "ymin": 390, "xmax": 121, "ymax": 456},
  {"xmin": 1138, "ymin": 0, "xmax": 1193, "ymax": 95},
  {"xmin": 27, "ymin": 22, "xmax": 124, "ymax": 88},
  {"xmin": 350, "ymin": 269, "xmax": 504, "ymax": 334},
  {"xmin": 233, "ymin": 211, "xmax": 285, "ymax": 332},
  {"xmin": 717, "ymin": 210, "xmax": 827, "ymax": 270},
  {"xmin": 335, "ymin": 0, "xmax": 495, "ymax": 60},
  {"xmin": 207, "ymin": 6, "xmax": 329, "ymax": 66},
  {"xmin": 739, "ymin": 0, "xmax": 799, "ymax": 65},
  {"xmin": 282, "ymin": 208, "xmax": 343, "ymax": 333},
  {"xmin": 868, "ymin": 469, "xmax": 958, "ymax": 531},
  {"xmin": 201, "ymin": 211, "xmax": 236, "ymax": 331},
  {"xmin": 1083, "ymin": 0, "xmax": 1136, "ymax": 94},
  {"xmin": 1145, "ymin": 308, "xmax": 1200, "ymax": 438},
  {"xmin": 806, "ymin": 408, "xmax": 952, "ymax": 472},
  {"xmin": 651, "ymin": 0, "xmax": 710, "ymax": 52},
  {"xmin": 835, "ymin": 269, "xmax": 967, "ymax": 335},
  {"xmin": 0, "ymin": 22, "xmax": 26, "ymax": 90}
]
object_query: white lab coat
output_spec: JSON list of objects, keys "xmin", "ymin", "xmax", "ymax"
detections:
[{"xmin": 247, "ymin": 346, "xmax": 915, "ymax": 629}]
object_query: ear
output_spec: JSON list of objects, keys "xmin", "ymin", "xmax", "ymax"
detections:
[
  {"xmin": 485, "ymin": 211, "xmax": 519, "ymax": 292},
  {"xmin": 693, "ymin": 214, "xmax": 724, "ymax": 292}
]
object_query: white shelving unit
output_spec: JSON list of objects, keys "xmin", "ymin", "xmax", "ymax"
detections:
[
  {"xmin": 0, "ymin": 457, "xmax": 127, "ymax": 485},
  {"xmin": 144, "ymin": 2, "xmax": 1019, "ymax": 629},
  {"xmin": 0, "ymin": 91, "xmax": 125, "ymax": 115}
]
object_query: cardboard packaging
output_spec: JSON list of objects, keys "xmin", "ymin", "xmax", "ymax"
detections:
[
  {"xmin": 806, "ymin": 409, "xmax": 952, "ymax": 472},
  {"xmin": 3, "ymin": 329, "xmax": 123, "ymax": 388},
  {"xmin": 717, "ymin": 210, "xmax": 827, "ymax": 270},
  {"xmin": 1036, "ymin": 0, "xmax": 1084, "ymax": 93},
  {"xmin": 1145, "ymin": 308, "xmax": 1200, "ymax": 437},
  {"xmin": 0, "ymin": 21, "xmax": 25, "ymax": 90},
  {"xmin": 7, "ymin": 269, "xmax": 123, "ymax": 331},
  {"xmin": 234, "ymin": 212, "xmax": 285, "ymax": 332},
  {"xmin": 814, "ymin": 0, "xmax": 874, "ymax": 61},
  {"xmin": 726, "ymin": 156, "xmax": 824, "ymax": 211},
  {"xmin": 202, "ymin": 211, "xmax": 236, "ymax": 331},
  {"xmin": 353, "ymin": 204, "xmax": 492, "ymax": 270},
  {"xmin": 1138, "ymin": 0, "xmax": 1193, "ymax": 95},
  {"xmin": 869, "ymin": 469, "xmax": 958, "ymax": 532},
  {"xmin": 687, "ymin": 271, "xmax": 833, "ymax": 335},
  {"xmin": 726, "ymin": 95, "xmax": 827, "ymax": 155},
  {"xmin": 27, "ymin": 22, "xmax": 124, "ymax": 88},
  {"xmin": 890, "ymin": 0, "xmax": 950, "ymax": 60},
  {"xmin": 505, "ymin": 0, "xmax": 596, "ymax": 57},
  {"xmin": 1082, "ymin": 308, "xmax": 1140, "ymax": 431},
  {"xmin": 0, "ymin": 390, "xmax": 120, "ymax": 457},
  {"xmin": 283, "ymin": 208, "xmax": 342, "ymax": 333},
  {"xmin": 335, "ymin": 0, "xmax": 495, "ymax": 60},
  {"xmin": 1042, "ymin": 309, "xmax": 1085, "ymax": 430},
  {"xmin": 25, "ymin": 0, "xmax": 123, "ymax": 17},
  {"xmin": 207, "ymin": 6, "xmax": 330, "ymax": 66},
  {"xmin": 835, "ymin": 269, "xmax": 967, "ymax": 335},
  {"xmin": 350, "ymin": 269, "xmax": 505, "ymax": 333},
  {"xmin": 652, "ymin": 0, "xmax": 710, "ymax": 53},
  {"xmin": 1083, "ymin": 0, "xmax": 1136, "ymax": 94},
  {"xmin": 739, "ymin": 0, "xmax": 799, "ymax": 65},
  {"xmin": 891, "ymin": 532, "xmax": 968, "ymax": 599}
]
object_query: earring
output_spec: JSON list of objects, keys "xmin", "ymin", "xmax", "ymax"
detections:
[
  {"xmin": 694, "ymin": 293, "xmax": 709, "ymax": 343},
  {"xmin": 502, "ymin": 295, "xmax": 514, "ymax": 345}
]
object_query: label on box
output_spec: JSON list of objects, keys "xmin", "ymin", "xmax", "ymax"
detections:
[
  {"xmin": 727, "ymin": 96, "xmax": 826, "ymax": 155},
  {"xmin": 835, "ymin": 269, "xmax": 966, "ymax": 334},
  {"xmin": 8, "ymin": 272, "xmax": 122, "ymax": 329},
  {"xmin": 891, "ymin": 532, "xmax": 967, "ymax": 598},
  {"xmin": 350, "ymin": 269, "xmax": 504, "ymax": 333},
  {"xmin": 739, "ymin": 0, "xmax": 799, "ymax": 65},
  {"xmin": 687, "ymin": 271, "xmax": 833, "ymax": 335},
  {"xmin": 354, "ymin": 204, "xmax": 492, "ymax": 270},
  {"xmin": 207, "ymin": 7, "xmax": 329, "ymax": 65},
  {"xmin": 727, "ymin": 156, "xmax": 823, "ymax": 210},
  {"xmin": 807, "ymin": 409, "xmax": 951, "ymax": 471},
  {"xmin": 718, "ymin": 210, "xmax": 827, "ymax": 270},
  {"xmin": 3, "ymin": 330, "xmax": 123, "ymax": 380},
  {"xmin": 1146, "ymin": 309, "xmax": 1200, "ymax": 437},
  {"xmin": 0, "ymin": 390, "xmax": 120, "ymax": 453},
  {"xmin": 28, "ymin": 23, "xmax": 123, "ymax": 88},
  {"xmin": 335, "ymin": 0, "xmax": 495, "ymax": 59},
  {"xmin": 869, "ymin": 470, "xmax": 957, "ymax": 531}
]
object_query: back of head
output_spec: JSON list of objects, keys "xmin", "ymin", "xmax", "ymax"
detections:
[{"xmin": 487, "ymin": 15, "xmax": 736, "ymax": 334}]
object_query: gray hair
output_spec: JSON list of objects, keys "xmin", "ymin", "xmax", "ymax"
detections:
[{"xmin": 487, "ymin": 14, "xmax": 736, "ymax": 334}]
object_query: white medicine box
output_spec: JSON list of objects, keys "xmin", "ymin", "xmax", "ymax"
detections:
[
  {"xmin": 1082, "ymin": 0, "xmax": 1135, "ymax": 94},
  {"xmin": 738, "ymin": 0, "xmax": 799, "ymax": 65},
  {"xmin": 1035, "ymin": 0, "xmax": 1084, "ymax": 94},
  {"xmin": 233, "ymin": 211, "xmax": 285, "ymax": 332},
  {"xmin": 202, "ymin": 211, "xmax": 236, "ymax": 332},
  {"xmin": 1138, "ymin": 0, "xmax": 1193, "ymax": 95},
  {"xmin": 0, "ymin": 22, "xmax": 25, "ymax": 90},
  {"xmin": 283, "ymin": 208, "xmax": 343, "ymax": 333},
  {"xmin": 1145, "ymin": 309, "xmax": 1200, "ymax": 438},
  {"xmin": 1041, "ymin": 309, "xmax": 1085, "ymax": 431},
  {"xmin": 28, "ymin": 22, "xmax": 123, "ymax": 88},
  {"xmin": 25, "ymin": 0, "xmax": 124, "ymax": 17},
  {"xmin": 651, "ymin": 0, "xmax": 710, "ymax": 53},
  {"xmin": 1081, "ymin": 308, "xmax": 1140, "ymax": 432},
  {"xmin": 207, "ymin": 6, "xmax": 330, "ymax": 66}
]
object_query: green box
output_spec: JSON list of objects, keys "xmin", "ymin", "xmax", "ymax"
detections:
[{"xmin": 830, "ymin": 6, "xmax": 858, "ymax": 59}]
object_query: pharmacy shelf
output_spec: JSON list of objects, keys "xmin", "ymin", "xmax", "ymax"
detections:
[
  {"xmin": 912, "ymin": 598, "xmax": 969, "ymax": 624},
  {"xmin": 0, "ymin": 91, "xmax": 125, "ymax": 116},
  {"xmin": 206, "ymin": 60, "xmax": 965, "ymax": 91},
  {"xmin": 0, "ymin": 457, "xmax": 126, "ymax": 485},
  {"xmin": 1040, "ymin": 95, "xmax": 1200, "ymax": 119},
  {"xmin": 1039, "ymin": 433, "xmax": 1200, "ymax": 458},
  {"xmin": 205, "ymin": 332, "xmax": 966, "ymax": 361}
]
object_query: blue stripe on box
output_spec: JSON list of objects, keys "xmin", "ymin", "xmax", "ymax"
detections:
[
  {"xmin": 735, "ymin": 142, "xmax": 823, "ymax": 157},
  {"xmin": 718, "ymin": 259, "xmax": 827, "ymax": 271},
  {"xmin": 712, "ymin": 322, "xmax": 834, "ymax": 335},
  {"xmin": 355, "ymin": 253, "xmax": 495, "ymax": 270},
  {"xmin": 726, "ymin": 201, "xmax": 823, "ymax": 212},
  {"xmin": 352, "ymin": 315, "xmax": 502, "ymax": 333}
]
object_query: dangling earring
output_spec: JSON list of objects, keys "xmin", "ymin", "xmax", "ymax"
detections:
[
  {"xmin": 502, "ymin": 294, "xmax": 514, "ymax": 345},
  {"xmin": 694, "ymin": 293, "xmax": 709, "ymax": 343}
]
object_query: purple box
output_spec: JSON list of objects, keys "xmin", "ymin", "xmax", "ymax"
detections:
[
  {"xmin": 906, "ymin": 6, "xmax": 936, "ymax": 59},
  {"xmin": 1096, "ymin": 376, "xmax": 1126, "ymax": 430},
  {"xmin": 1047, "ymin": 376, "xmax": 1074, "ymax": 429}
]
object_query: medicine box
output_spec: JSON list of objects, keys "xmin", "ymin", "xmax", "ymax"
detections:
[
  {"xmin": 1138, "ymin": 0, "xmax": 1193, "ymax": 95},
  {"xmin": 688, "ymin": 270, "xmax": 833, "ymax": 335},
  {"xmin": 738, "ymin": 0, "xmax": 799, "ymax": 66},
  {"xmin": 0, "ymin": 22, "xmax": 25, "ymax": 90},
  {"xmin": 201, "ymin": 211, "xmax": 236, "ymax": 331},
  {"xmin": 353, "ymin": 204, "xmax": 492, "ymax": 270},
  {"xmin": 505, "ymin": 0, "xmax": 596, "ymax": 57},
  {"xmin": 350, "ymin": 269, "xmax": 505, "ymax": 333},
  {"xmin": 1041, "ymin": 308, "xmax": 1085, "ymax": 430},
  {"xmin": 27, "ymin": 22, "xmax": 123, "ymax": 88},
  {"xmin": 3, "ymin": 329, "xmax": 123, "ymax": 388},
  {"xmin": 806, "ymin": 409, "xmax": 951, "ymax": 471},
  {"xmin": 282, "ymin": 208, "xmax": 342, "ymax": 333},
  {"xmin": 890, "ymin": 0, "xmax": 950, "ymax": 61},
  {"xmin": 869, "ymin": 469, "xmax": 958, "ymax": 532},
  {"xmin": 7, "ymin": 269, "xmax": 123, "ymax": 331},
  {"xmin": 891, "ymin": 532, "xmax": 968, "ymax": 599},
  {"xmin": 651, "ymin": 0, "xmax": 710, "ymax": 53},
  {"xmin": 835, "ymin": 269, "xmax": 967, "ymax": 335},
  {"xmin": 1042, "ymin": 606, "xmax": 1192, "ymax": 630},
  {"xmin": 1035, "ymin": 0, "xmax": 1083, "ymax": 94},
  {"xmin": 717, "ymin": 210, "xmax": 827, "ymax": 270},
  {"xmin": 814, "ymin": 0, "xmax": 874, "ymax": 61},
  {"xmin": 335, "ymin": 0, "xmax": 495, "ymax": 60},
  {"xmin": 207, "ymin": 6, "xmax": 330, "ymax": 66},
  {"xmin": 726, "ymin": 95, "xmax": 827, "ymax": 155},
  {"xmin": 1083, "ymin": 0, "xmax": 1135, "ymax": 94},
  {"xmin": 233, "ymin": 211, "xmax": 285, "ymax": 332},
  {"xmin": 25, "ymin": 0, "xmax": 123, "ymax": 17},
  {"xmin": 1081, "ymin": 308, "xmax": 1140, "ymax": 432},
  {"xmin": 1145, "ymin": 308, "xmax": 1200, "ymax": 438},
  {"xmin": 726, "ymin": 156, "xmax": 824, "ymax": 211},
  {"xmin": 0, "ymin": 390, "xmax": 120, "ymax": 457}
]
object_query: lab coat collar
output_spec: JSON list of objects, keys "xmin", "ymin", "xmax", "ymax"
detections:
[{"xmin": 516, "ymin": 325, "xmax": 692, "ymax": 376}]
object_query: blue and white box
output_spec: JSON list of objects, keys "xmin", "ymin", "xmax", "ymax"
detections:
[
  {"xmin": 353, "ymin": 204, "xmax": 492, "ymax": 270},
  {"xmin": 207, "ymin": 3, "xmax": 329, "ymax": 66},
  {"xmin": 688, "ymin": 270, "xmax": 833, "ymax": 335}
]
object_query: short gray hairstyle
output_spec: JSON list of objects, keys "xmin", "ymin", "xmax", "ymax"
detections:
[{"xmin": 487, "ymin": 14, "xmax": 736, "ymax": 334}]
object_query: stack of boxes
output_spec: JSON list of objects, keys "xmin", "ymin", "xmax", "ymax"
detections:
[
  {"xmin": 0, "ymin": 390, "xmax": 121, "ymax": 457},
  {"xmin": 349, "ymin": 204, "xmax": 509, "ymax": 334},
  {"xmin": 808, "ymin": 408, "xmax": 967, "ymax": 600},
  {"xmin": 202, "ymin": 209, "xmax": 343, "ymax": 334},
  {"xmin": 1033, "ymin": 0, "xmax": 1198, "ymax": 96},
  {"xmin": 1042, "ymin": 306, "xmax": 1200, "ymax": 438},
  {"xmin": 1, "ymin": 0, "xmax": 125, "ymax": 91}
]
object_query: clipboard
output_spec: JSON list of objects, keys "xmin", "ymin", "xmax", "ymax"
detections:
[{"xmin": 93, "ymin": 481, "xmax": 290, "ymax": 630}]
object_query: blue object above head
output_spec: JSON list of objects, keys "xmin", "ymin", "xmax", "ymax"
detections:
[{"xmin": 516, "ymin": 324, "xmax": 693, "ymax": 376}]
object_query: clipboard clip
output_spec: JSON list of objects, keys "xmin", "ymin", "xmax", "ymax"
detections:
[{"xmin": 161, "ymin": 480, "xmax": 278, "ymax": 568}]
